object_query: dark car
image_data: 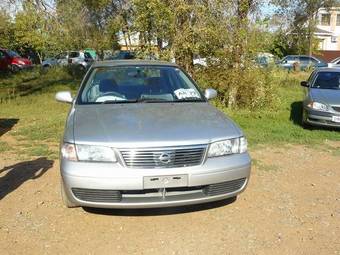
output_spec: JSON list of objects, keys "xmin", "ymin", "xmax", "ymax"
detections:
[
  {"xmin": 107, "ymin": 50, "xmax": 136, "ymax": 60},
  {"xmin": 301, "ymin": 68, "xmax": 340, "ymax": 128},
  {"xmin": 278, "ymin": 55, "xmax": 327, "ymax": 70},
  {"xmin": 0, "ymin": 49, "xmax": 33, "ymax": 72}
]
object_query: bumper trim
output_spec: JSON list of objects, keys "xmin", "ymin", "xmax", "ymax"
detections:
[{"xmin": 67, "ymin": 178, "xmax": 248, "ymax": 209}]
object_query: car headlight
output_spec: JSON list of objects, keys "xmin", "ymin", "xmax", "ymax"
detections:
[
  {"xmin": 307, "ymin": 102, "xmax": 328, "ymax": 111},
  {"xmin": 208, "ymin": 137, "xmax": 247, "ymax": 157},
  {"xmin": 61, "ymin": 143, "xmax": 117, "ymax": 162},
  {"xmin": 17, "ymin": 60, "xmax": 25, "ymax": 65}
]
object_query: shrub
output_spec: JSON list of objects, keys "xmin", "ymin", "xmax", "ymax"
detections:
[{"xmin": 195, "ymin": 65, "xmax": 293, "ymax": 109}]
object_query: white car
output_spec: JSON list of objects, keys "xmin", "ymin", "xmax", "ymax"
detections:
[{"xmin": 42, "ymin": 51, "xmax": 94, "ymax": 70}]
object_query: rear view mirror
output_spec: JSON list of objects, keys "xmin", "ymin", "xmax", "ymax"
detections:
[
  {"xmin": 204, "ymin": 88, "xmax": 217, "ymax": 100},
  {"xmin": 300, "ymin": 81, "xmax": 308, "ymax": 87},
  {"xmin": 56, "ymin": 91, "xmax": 73, "ymax": 103}
]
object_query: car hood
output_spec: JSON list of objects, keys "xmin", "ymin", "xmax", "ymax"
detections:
[
  {"xmin": 71, "ymin": 103, "xmax": 242, "ymax": 148},
  {"xmin": 310, "ymin": 89, "xmax": 340, "ymax": 105}
]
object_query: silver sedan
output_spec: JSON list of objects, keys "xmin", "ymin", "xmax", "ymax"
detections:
[
  {"xmin": 56, "ymin": 60, "xmax": 251, "ymax": 209},
  {"xmin": 301, "ymin": 68, "xmax": 340, "ymax": 128}
]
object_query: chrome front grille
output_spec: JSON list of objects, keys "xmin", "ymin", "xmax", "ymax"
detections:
[{"xmin": 120, "ymin": 145, "xmax": 207, "ymax": 168}]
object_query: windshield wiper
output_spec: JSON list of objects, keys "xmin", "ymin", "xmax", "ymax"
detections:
[
  {"xmin": 137, "ymin": 98, "xmax": 172, "ymax": 103},
  {"xmin": 100, "ymin": 99, "xmax": 137, "ymax": 104},
  {"xmin": 175, "ymin": 97, "xmax": 205, "ymax": 102}
]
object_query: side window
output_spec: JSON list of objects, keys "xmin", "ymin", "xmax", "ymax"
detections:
[
  {"xmin": 310, "ymin": 57, "xmax": 318, "ymax": 63},
  {"xmin": 56, "ymin": 52, "xmax": 67, "ymax": 59},
  {"xmin": 69, "ymin": 52, "xmax": 80, "ymax": 58},
  {"xmin": 284, "ymin": 56, "xmax": 298, "ymax": 62},
  {"xmin": 299, "ymin": 56, "xmax": 310, "ymax": 63}
]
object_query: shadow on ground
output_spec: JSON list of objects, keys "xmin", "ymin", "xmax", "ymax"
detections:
[
  {"xmin": 290, "ymin": 101, "xmax": 303, "ymax": 127},
  {"xmin": 0, "ymin": 157, "xmax": 53, "ymax": 200},
  {"xmin": 0, "ymin": 118, "xmax": 19, "ymax": 136},
  {"xmin": 83, "ymin": 197, "xmax": 237, "ymax": 216}
]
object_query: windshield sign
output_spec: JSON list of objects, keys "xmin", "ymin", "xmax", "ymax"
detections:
[{"xmin": 78, "ymin": 66, "xmax": 204, "ymax": 104}]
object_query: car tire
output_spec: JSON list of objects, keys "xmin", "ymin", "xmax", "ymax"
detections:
[
  {"xmin": 10, "ymin": 65, "xmax": 20, "ymax": 73},
  {"xmin": 60, "ymin": 179, "xmax": 78, "ymax": 208}
]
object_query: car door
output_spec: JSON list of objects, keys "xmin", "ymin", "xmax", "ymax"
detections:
[
  {"xmin": 56, "ymin": 52, "xmax": 68, "ymax": 66},
  {"xmin": 281, "ymin": 56, "xmax": 298, "ymax": 69},
  {"xmin": 299, "ymin": 56, "xmax": 312, "ymax": 69}
]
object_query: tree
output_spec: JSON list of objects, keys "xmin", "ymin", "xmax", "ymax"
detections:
[
  {"xmin": 14, "ymin": 2, "xmax": 52, "ymax": 63},
  {"xmin": 272, "ymin": 0, "xmax": 336, "ymax": 55},
  {"xmin": 0, "ymin": 9, "xmax": 14, "ymax": 49}
]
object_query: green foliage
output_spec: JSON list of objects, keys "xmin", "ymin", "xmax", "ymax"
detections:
[
  {"xmin": 0, "ymin": 9, "xmax": 14, "ymax": 49},
  {"xmin": 14, "ymin": 2, "xmax": 52, "ymax": 62},
  {"xmin": 196, "ymin": 66, "xmax": 279, "ymax": 109},
  {"xmin": 0, "ymin": 67, "xmax": 80, "ymax": 102}
]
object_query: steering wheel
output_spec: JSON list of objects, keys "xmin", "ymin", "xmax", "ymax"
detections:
[{"xmin": 95, "ymin": 92, "xmax": 125, "ymax": 101}]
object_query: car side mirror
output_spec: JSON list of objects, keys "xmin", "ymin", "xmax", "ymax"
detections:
[
  {"xmin": 56, "ymin": 91, "xmax": 73, "ymax": 103},
  {"xmin": 300, "ymin": 81, "xmax": 308, "ymax": 87},
  {"xmin": 204, "ymin": 88, "xmax": 217, "ymax": 100}
]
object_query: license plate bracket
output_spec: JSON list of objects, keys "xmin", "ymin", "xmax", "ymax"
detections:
[{"xmin": 143, "ymin": 175, "xmax": 188, "ymax": 189}]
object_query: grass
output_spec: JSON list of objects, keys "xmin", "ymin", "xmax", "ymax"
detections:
[
  {"xmin": 0, "ymin": 67, "xmax": 79, "ymax": 160},
  {"xmin": 219, "ymin": 71, "xmax": 340, "ymax": 147},
  {"xmin": 0, "ymin": 68, "xmax": 339, "ymax": 161}
]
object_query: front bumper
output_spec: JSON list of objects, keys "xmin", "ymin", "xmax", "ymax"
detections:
[
  {"xmin": 304, "ymin": 108, "xmax": 340, "ymax": 128},
  {"xmin": 60, "ymin": 153, "xmax": 251, "ymax": 208}
]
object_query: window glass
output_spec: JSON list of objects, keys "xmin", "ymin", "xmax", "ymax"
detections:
[
  {"xmin": 78, "ymin": 66, "xmax": 204, "ymax": 104},
  {"xmin": 313, "ymin": 72, "xmax": 340, "ymax": 89},
  {"xmin": 7, "ymin": 50, "xmax": 20, "ymax": 58},
  {"xmin": 320, "ymin": 14, "xmax": 331, "ymax": 26},
  {"xmin": 69, "ymin": 52, "xmax": 79, "ymax": 58},
  {"xmin": 337, "ymin": 14, "xmax": 340, "ymax": 26},
  {"xmin": 56, "ymin": 52, "xmax": 67, "ymax": 59}
]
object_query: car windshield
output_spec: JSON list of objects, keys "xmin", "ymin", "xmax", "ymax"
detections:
[
  {"xmin": 78, "ymin": 65, "xmax": 205, "ymax": 104},
  {"xmin": 7, "ymin": 50, "xmax": 20, "ymax": 57},
  {"xmin": 312, "ymin": 72, "xmax": 340, "ymax": 89}
]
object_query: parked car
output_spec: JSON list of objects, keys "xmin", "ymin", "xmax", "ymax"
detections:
[
  {"xmin": 301, "ymin": 68, "xmax": 340, "ymax": 128},
  {"xmin": 0, "ymin": 48, "xmax": 32, "ymax": 72},
  {"xmin": 327, "ymin": 57, "xmax": 340, "ymax": 68},
  {"xmin": 105, "ymin": 50, "xmax": 135, "ymax": 60},
  {"xmin": 42, "ymin": 51, "xmax": 94, "ymax": 70},
  {"xmin": 55, "ymin": 60, "xmax": 251, "ymax": 209},
  {"xmin": 256, "ymin": 53, "xmax": 277, "ymax": 68},
  {"xmin": 278, "ymin": 55, "xmax": 327, "ymax": 70}
]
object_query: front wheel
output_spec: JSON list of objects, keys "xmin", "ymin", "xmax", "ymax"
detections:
[
  {"xmin": 10, "ymin": 65, "xmax": 20, "ymax": 73},
  {"xmin": 60, "ymin": 180, "xmax": 78, "ymax": 208}
]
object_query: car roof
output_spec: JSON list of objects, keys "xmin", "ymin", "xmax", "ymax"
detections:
[
  {"xmin": 284, "ymin": 55, "xmax": 316, "ymax": 57},
  {"xmin": 315, "ymin": 67, "xmax": 340, "ymax": 72},
  {"xmin": 92, "ymin": 60, "xmax": 178, "ymax": 68}
]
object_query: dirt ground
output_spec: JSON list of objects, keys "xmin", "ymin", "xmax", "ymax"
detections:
[{"xmin": 1, "ymin": 139, "xmax": 340, "ymax": 255}]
